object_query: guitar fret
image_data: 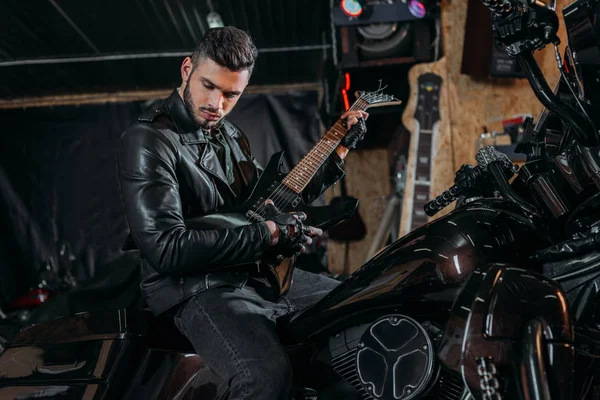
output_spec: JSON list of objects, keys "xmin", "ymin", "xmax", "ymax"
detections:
[{"xmin": 282, "ymin": 97, "xmax": 371, "ymax": 193}]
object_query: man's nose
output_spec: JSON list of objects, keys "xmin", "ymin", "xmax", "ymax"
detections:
[{"xmin": 207, "ymin": 91, "xmax": 224, "ymax": 111}]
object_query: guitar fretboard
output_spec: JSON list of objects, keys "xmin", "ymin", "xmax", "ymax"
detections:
[
  {"xmin": 282, "ymin": 99, "xmax": 368, "ymax": 193},
  {"xmin": 411, "ymin": 129, "xmax": 433, "ymax": 229}
]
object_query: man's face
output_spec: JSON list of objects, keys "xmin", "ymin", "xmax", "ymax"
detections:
[{"xmin": 180, "ymin": 57, "xmax": 250, "ymax": 130}]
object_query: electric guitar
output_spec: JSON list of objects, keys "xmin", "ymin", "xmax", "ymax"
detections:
[
  {"xmin": 186, "ymin": 89, "xmax": 401, "ymax": 296},
  {"xmin": 399, "ymin": 56, "xmax": 454, "ymax": 237}
]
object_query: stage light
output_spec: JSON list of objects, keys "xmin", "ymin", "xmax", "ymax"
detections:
[
  {"xmin": 206, "ymin": 11, "xmax": 224, "ymax": 28},
  {"xmin": 408, "ymin": 0, "xmax": 427, "ymax": 18},
  {"xmin": 340, "ymin": 0, "xmax": 364, "ymax": 18}
]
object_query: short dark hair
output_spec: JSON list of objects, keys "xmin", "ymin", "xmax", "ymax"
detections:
[{"xmin": 191, "ymin": 27, "xmax": 258, "ymax": 75}]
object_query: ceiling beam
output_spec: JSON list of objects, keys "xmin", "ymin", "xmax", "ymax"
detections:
[
  {"xmin": 0, "ymin": 82, "xmax": 323, "ymax": 109},
  {"xmin": 0, "ymin": 45, "xmax": 331, "ymax": 67}
]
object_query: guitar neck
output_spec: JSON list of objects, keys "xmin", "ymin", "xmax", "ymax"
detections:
[
  {"xmin": 282, "ymin": 99, "xmax": 368, "ymax": 193},
  {"xmin": 405, "ymin": 72, "xmax": 442, "ymax": 232}
]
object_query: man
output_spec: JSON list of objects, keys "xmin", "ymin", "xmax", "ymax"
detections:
[{"xmin": 117, "ymin": 26, "xmax": 368, "ymax": 399}]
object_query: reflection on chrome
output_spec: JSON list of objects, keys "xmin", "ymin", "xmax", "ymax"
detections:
[{"xmin": 453, "ymin": 255, "xmax": 462, "ymax": 275}]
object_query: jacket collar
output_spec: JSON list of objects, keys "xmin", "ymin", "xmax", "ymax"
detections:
[{"xmin": 163, "ymin": 89, "xmax": 237, "ymax": 195}]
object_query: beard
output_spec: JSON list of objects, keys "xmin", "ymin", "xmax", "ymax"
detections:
[{"xmin": 183, "ymin": 82, "xmax": 220, "ymax": 130}]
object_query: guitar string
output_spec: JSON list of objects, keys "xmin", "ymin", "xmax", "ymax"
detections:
[
  {"xmin": 247, "ymin": 95, "xmax": 378, "ymax": 224},
  {"xmin": 249, "ymin": 94, "xmax": 380, "ymax": 221},
  {"xmin": 248, "ymin": 99, "xmax": 367, "ymax": 222}
]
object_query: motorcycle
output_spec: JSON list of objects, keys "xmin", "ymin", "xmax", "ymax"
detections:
[
  {"xmin": 0, "ymin": 241, "xmax": 77, "ymax": 355},
  {"xmin": 1, "ymin": 0, "xmax": 600, "ymax": 398}
]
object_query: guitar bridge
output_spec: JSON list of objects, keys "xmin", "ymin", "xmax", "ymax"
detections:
[{"xmin": 246, "ymin": 210, "xmax": 266, "ymax": 222}]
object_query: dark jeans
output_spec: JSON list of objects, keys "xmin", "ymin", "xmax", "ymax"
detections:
[{"xmin": 172, "ymin": 268, "xmax": 340, "ymax": 400}]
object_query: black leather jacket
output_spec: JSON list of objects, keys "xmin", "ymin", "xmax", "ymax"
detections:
[{"xmin": 117, "ymin": 89, "xmax": 346, "ymax": 315}]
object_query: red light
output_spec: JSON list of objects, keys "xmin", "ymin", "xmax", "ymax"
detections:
[
  {"xmin": 341, "ymin": 72, "xmax": 351, "ymax": 111},
  {"xmin": 341, "ymin": 0, "xmax": 363, "ymax": 17}
]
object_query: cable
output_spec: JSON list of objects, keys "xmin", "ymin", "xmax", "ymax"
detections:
[{"xmin": 553, "ymin": 44, "xmax": 598, "ymax": 138}]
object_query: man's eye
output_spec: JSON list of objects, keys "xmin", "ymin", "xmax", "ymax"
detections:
[
  {"xmin": 225, "ymin": 93, "xmax": 236, "ymax": 99},
  {"xmin": 204, "ymin": 84, "xmax": 214, "ymax": 90}
]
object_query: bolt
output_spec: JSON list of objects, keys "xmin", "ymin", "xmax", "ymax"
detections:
[
  {"xmin": 423, "ymin": 345, "xmax": 428, "ymax": 350},
  {"xmin": 358, "ymin": 342, "xmax": 364, "ymax": 348}
]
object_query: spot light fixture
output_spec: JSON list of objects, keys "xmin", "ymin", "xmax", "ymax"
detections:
[{"xmin": 340, "ymin": 0, "xmax": 364, "ymax": 17}]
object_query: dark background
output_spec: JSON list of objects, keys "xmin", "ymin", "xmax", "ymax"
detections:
[
  {"xmin": 0, "ymin": 0, "xmax": 436, "ymax": 310},
  {"xmin": 0, "ymin": 90, "xmax": 325, "ymax": 308}
]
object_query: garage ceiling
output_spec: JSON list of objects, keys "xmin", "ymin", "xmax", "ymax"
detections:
[{"xmin": 0, "ymin": 0, "xmax": 333, "ymax": 100}]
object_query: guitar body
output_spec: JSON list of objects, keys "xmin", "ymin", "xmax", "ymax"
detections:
[
  {"xmin": 186, "ymin": 151, "xmax": 359, "ymax": 296},
  {"xmin": 399, "ymin": 56, "xmax": 455, "ymax": 237}
]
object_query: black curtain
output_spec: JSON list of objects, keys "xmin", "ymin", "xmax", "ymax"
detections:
[{"xmin": 0, "ymin": 90, "xmax": 323, "ymax": 307}]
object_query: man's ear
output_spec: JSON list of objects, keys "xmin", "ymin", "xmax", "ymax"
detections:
[{"xmin": 181, "ymin": 57, "xmax": 193, "ymax": 82}]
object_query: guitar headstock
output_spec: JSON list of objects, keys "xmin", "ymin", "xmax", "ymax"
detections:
[{"xmin": 356, "ymin": 83, "xmax": 402, "ymax": 109}]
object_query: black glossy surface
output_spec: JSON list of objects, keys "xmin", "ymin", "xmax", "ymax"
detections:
[
  {"xmin": 0, "ymin": 309, "xmax": 215, "ymax": 400},
  {"xmin": 282, "ymin": 198, "xmax": 545, "ymax": 342},
  {"xmin": 439, "ymin": 263, "xmax": 573, "ymax": 400}
]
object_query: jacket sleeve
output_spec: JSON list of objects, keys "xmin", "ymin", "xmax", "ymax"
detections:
[{"xmin": 117, "ymin": 124, "xmax": 272, "ymax": 276}]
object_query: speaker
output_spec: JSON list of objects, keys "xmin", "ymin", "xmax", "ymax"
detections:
[
  {"xmin": 331, "ymin": 0, "xmax": 440, "ymax": 69},
  {"xmin": 461, "ymin": 0, "xmax": 525, "ymax": 78}
]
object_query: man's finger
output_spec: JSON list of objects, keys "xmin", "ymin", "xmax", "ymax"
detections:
[
  {"xmin": 346, "ymin": 116, "xmax": 359, "ymax": 128},
  {"xmin": 303, "ymin": 226, "xmax": 323, "ymax": 237},
  {"xmin": 341, "ymin": 110, "xmax": 363, "ymax": 120},
  {"xmin": 264, "ymin": 199, "xmax": 277, "ymax": 216},
  {"xmin": 292, "ymin": 211, "xmax": 307, "ymax": 221}
]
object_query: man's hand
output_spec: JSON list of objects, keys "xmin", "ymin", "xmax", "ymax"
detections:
[
  {"xmin": 263, "ymin": 201, "xmax": 322, "ymax": 256},
  {"xmin": 336, "ymin": 110, "xmax": 369, "ymax": 159}
]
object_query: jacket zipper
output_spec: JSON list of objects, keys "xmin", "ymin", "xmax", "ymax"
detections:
[{"xmin": 210, "ymin": 177, "xmax": 218, "ymax": 211}]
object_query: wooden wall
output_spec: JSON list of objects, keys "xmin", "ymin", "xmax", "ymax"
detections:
[
  {"xmin": 444, "ymin": 0, "xmax": 570, "ymax": 170},
  {"xmin": 326, "ymin": 0, "xmax": 571, "ymax": 274}
]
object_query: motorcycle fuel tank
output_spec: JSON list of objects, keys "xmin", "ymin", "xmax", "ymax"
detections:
[{"xmin": 281, "ymin": 199, "xmax": 547, "ymax": 342}]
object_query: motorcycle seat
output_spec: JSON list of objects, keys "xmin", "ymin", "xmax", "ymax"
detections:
[{"xmin": 8, "ymin": 308, "xmax": 194, "ymax": 353}]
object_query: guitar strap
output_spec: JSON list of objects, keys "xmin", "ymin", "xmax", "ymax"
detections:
[{"xmin": 341, "ymin": 178, "xmax": 351, "ymax": 276}]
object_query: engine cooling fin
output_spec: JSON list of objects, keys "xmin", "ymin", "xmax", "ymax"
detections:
[{"xmin": 330, "ymin": 314, "xmax": 464, "ymax": 400}]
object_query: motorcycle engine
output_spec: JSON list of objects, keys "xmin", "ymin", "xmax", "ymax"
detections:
[{"xmin": 329, "ymin": 314, "xmax": 465, "ymax": 400}]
